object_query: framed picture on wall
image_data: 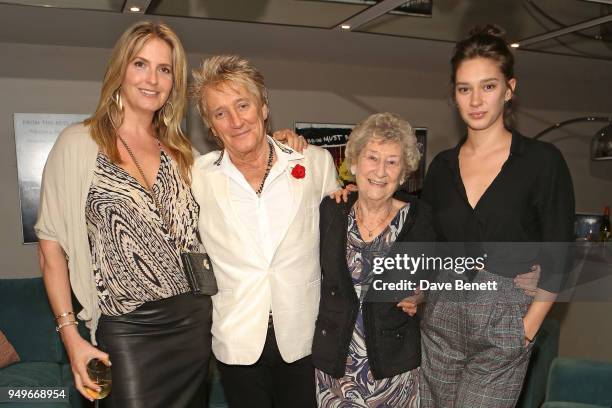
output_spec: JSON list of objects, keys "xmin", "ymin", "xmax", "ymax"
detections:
[
  {"xmin": 294, "ymin": 122, "xmax": 355, "ymax": 185},
  {"xmin": 13, "ymin": 113, "xmax": 89, "ymax": 244},
  {"xmin": 294, "ymin": 121, "xmax": 427, "ymax": 194}
]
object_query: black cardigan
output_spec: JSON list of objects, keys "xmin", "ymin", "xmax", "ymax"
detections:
[{"xmin": 312, "ymin": 191, "xmax": 436, "ymax": 379}]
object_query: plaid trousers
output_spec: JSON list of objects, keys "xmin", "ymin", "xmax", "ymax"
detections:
[{"xmin": 420, "ymin": 270, "xmax": 535, "ymax": 408}]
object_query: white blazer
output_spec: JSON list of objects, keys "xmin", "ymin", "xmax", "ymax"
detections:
[{"xmin": 191, "ymin": 141, "xmax": 338, "ymax": 365}]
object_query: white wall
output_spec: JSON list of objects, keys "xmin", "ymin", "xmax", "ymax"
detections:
[{"xmin": 1, "ymin": 27, "xmax": 611, "ymax": 361}]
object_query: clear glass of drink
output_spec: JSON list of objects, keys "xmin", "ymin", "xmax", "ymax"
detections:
[{"xmin": 86, "ymin": 358, "xmax": 112, "ymax": 405}]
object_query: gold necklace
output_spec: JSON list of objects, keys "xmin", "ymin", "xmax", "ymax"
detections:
[{"xmin": 355, "ymin": 201, "xmax": 393, "ymax": 238}]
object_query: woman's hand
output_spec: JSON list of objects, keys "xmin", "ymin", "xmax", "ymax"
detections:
[
  {"xmin": 329, "ymin": 184, "xmax": 358, "ymax": 203},
  {"xmin": 272, "ymin": 129, "xmax": 308, "ymax": 152},
  {"xmin": 522, "ymin": 318, "xmax": 539, "ymax": 347},
  {"xmin": 514, "ymin": 264, "xmax": 541, "ymax": 297},
  {"xmin": 397, "ymin": 290, "xmax": 424, "ymax": 316},
  {"xmin": 61, "ymin": 327, "xmax": 111, "ymax": 401},
  {"xmin": 38, "ymin": 239, "xmax": 110, "ymax": 401},
  {"xmin": 522, "ymin": 314, "xmax": 543, "ymax": 347},
  {"xmin": 521, "ymin": 288, "xmax": 556, "ymax": 346}
]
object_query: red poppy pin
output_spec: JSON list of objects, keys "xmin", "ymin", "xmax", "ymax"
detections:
[{"xmin": 291, "ymin": 164, "xmax": 306, "ymax": 179}]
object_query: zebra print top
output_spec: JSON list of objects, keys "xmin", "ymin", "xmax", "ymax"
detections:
[{"xmin": 86, "ymin": 151, "xmax": 202, "ymax": 316}]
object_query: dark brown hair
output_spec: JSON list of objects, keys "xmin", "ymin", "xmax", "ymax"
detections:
[{"xmin": 451, "ymin": 25, "xmax": 516, "ymax": 129}]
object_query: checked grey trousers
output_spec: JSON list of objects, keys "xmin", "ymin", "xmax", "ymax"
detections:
[{"xmin": 420, "ymin": 270, "xmax": 535, "ymax": 408}]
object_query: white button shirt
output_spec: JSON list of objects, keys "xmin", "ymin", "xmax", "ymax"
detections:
[{"xmin": 219, "ymin": 138, "xmax": 296, "ymax": 263}]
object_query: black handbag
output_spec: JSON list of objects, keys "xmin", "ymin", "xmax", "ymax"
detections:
[{"xmin": 181, "ymin": 252, "xmax": 218, "ymax": 296}]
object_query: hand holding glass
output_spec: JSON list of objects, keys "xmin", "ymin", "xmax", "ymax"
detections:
[{"xmin": 86, "ymin": 358, "xmax": 112, "ymax": 400}]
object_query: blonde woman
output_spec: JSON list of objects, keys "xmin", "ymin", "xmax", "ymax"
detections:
[{"xmin": 36, "ymin": 22, "xmax": 211, "ymax": 407}]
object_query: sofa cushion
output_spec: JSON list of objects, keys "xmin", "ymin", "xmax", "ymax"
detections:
[
  {"xmin": 542, "ymin": 403, "xmax": 607, "ymax": 408},
  {"xmin": 0, "ymin": 362, "xmax": 63, "ymax": 387},
  {"xmin": 0, "ymin": 278, "xmax": 64, "ymax": 363},
  {"xmin": 546, "ymin": 357, "xmax": 612, "ymax": 407},
  {"xmin": 0, "ymin": 363, "xmax": 70, "ymax": 408},
  {"xmin": 59, "ymin": 363, "xmax": 74, "ymax": 386},
  {"xmin": 0, "ymin": 331, "xmax": 20, "ymax": 368},
  {"xmin": 0, "ymin": 363, "xmax": 74, "ymax": 408}
]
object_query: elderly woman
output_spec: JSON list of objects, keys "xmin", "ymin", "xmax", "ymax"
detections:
[
  {"xmin": 312, "ymin": 112, "xmax": 434, "ymax": 407},
  {"xmin": 189, "ymin": 55, "xmax": 339, "ymax": 408}
]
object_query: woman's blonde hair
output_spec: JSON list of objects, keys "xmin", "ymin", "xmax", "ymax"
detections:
[
  {"xmin": 84, "ymin": 21, "xmax": 193, "ymax": 182},
  {"xmin": 190, "ymin": 55, "xmax": 269, "ymax": 147},
  {"xmin": 345, "ymin": 112, "xmax": 421, "ymax": 181}
]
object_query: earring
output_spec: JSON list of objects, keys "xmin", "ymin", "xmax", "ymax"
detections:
[
  {"xmin": 350, "ymin": 165, "xmax": 356, "ymax": 175},
  {"xmin": 108, "ymin": 88, "xmax": 124, "ymax": 130},
  {"xmin": 162, "ymin": 101, "xmax": 174, "ymax": 127},
  {"xmin": 113, "ymin": 89, "xmax": 123, "ymax": 112}
]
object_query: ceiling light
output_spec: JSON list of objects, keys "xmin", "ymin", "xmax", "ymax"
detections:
[
  {"xmin": 510, "ymin": 43, "xmax": 520, "ymax": 48},
  {"xmin": 341, "ymin": 24, "xmax": 351, "ymax": 30},
  {"xmin": 122, "ymin": 1, "xmax": 150, "ymax": 13}
]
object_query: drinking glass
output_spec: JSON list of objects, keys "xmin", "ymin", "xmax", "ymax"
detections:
[{"xmin": 86, "ymin": 358, "xmax": 112, "ymax": 405}]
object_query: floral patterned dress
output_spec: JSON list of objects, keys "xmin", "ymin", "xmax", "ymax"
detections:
[{"xmin": 316, "ymin": 203, "xmax": 419, "ymax": 408}]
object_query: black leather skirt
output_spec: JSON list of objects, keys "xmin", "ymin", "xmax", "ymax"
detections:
[{"xmin": 97, "ymin": 292, "xmax": 212, "ymax": 408}]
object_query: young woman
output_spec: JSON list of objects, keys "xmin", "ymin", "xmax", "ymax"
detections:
[
  {"xmin": 419, "ymin": 25, "xmax": 575, "ymax": 408},
  {"xmin": 36, "ymin": 22, "xmax": 211, "ymax": 407}
]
